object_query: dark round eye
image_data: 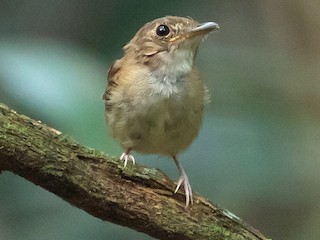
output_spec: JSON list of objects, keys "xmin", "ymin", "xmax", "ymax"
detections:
[{"xmin": 156, "ymin": 24, "xmax": 170, "ymax": 36}]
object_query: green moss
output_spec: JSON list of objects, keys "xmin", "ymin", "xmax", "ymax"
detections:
[{"xmin": 42, "ymin": 164, "xmax": 64, "ymax": 177}]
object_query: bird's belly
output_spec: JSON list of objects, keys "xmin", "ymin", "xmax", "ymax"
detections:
[
  {"xmin": 109, "ymin": 95, "xmax": 203, "ymax": 156},
  {"xmin": 131, "ymin": 111, "xmax": 200, "ymax": 155}
]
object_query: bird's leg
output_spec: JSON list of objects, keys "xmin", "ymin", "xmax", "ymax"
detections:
[
  {"xmin": 172, "ymin": 156, "xmax": 193, "ymax": 208},
  {"xmin": 120, "ymin": 148, "xmax": 135, "ymax": 167}
]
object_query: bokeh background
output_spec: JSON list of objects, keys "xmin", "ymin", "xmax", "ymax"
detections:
[{"xmin": 1, "ymin": 1, "xmax": 320, "ymax": 239}]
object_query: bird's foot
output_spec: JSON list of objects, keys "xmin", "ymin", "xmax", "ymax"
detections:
[
  {"xmin": 120, "ymin": 152, "xmax": 135, "ymax": 168},
  {"xmin": 174, "ymin": 172, "xmax": 193, "ymax": 208}
]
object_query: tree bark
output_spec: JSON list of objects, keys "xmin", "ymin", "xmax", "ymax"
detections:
[{"xmin": 0, "ymin": 103, "xmax": 269, "ymax": 240}]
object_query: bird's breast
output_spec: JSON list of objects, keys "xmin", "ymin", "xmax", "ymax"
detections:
[{"xmin": 114, "ymin": 77, "xmax": 204, "ymax": 155}]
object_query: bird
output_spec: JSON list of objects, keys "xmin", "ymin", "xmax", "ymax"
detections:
[{"xmin": 103, "ymin": 16, "xmax": 219, "ymax": 208}]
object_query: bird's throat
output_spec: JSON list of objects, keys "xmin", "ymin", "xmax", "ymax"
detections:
[{"xmin": 148, "ymin": 47, "xmax": 196, "ymax": 97}]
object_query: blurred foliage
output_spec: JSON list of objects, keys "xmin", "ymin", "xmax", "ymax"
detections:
[{"xmin": 1, "ymin": 1, "xmax": 320, "ymax": 240}]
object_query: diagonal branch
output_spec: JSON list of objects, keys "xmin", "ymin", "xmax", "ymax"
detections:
[{"xmin": 0, "ymin": 103, "xmax": 269, "ymax": 240}]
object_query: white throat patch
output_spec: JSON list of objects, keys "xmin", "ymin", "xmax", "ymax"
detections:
[{"xmin": 149, "ymin": 48, "xmax": 194, "ymax": 97}]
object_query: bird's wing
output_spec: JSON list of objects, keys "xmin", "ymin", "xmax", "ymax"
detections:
[{"xmin": 102, "ymin": 60, "xmax": 121, "ymax": 113}]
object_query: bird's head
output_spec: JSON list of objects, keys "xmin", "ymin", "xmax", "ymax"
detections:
[{"xmin": 123, "ymin": 16, "xmax": 219, "ymax": 75}]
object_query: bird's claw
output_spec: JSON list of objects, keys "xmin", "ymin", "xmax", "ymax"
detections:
[
  {"xmin": 174, "ymin": 174, "xmax": 193, "ymax": 208},
  {"xmin": 120, "ymin": 152, "xmax": 135, "ymax": 168}
]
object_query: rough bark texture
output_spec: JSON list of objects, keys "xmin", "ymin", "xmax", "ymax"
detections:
[{"xmin": 0, "ymin": 103, "xmax": 270, "ymax": 240}]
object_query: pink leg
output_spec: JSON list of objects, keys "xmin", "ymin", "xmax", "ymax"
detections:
[{"xmin": 172, "ymin": 156, "xmax": 193, "ymax": 208}]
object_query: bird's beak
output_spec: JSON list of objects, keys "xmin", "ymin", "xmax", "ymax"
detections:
[
  {"xmin": 186, "ymin": 22, "xmax": 220, "ymax": 38},
  {"xmin": 169, "ymin": 22, "xmax": 219, "ymax": 42}
]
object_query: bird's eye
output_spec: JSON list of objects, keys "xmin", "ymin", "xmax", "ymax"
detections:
[{"xmin": 156, "ymin": 24, "xmax": 170, "ymax": 36}]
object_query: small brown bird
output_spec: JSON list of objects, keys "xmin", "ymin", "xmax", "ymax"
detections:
[{"xmin": 103, "ymin": 16, "xmax": 219, "ymax": 207}]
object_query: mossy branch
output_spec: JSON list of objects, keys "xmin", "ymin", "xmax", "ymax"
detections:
[{"xmin": 0, "ymin": 103, "xmax": 269, "ymax": 240}]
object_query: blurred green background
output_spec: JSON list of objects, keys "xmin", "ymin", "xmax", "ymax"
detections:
[{"xmin": 1, "ymin": 1, "xmax": 320, "ymax": 239}]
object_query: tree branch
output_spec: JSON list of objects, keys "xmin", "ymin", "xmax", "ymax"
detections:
[{"xmin": 0, "ymin": 103, "xmax": 269, "ymax": 240}]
